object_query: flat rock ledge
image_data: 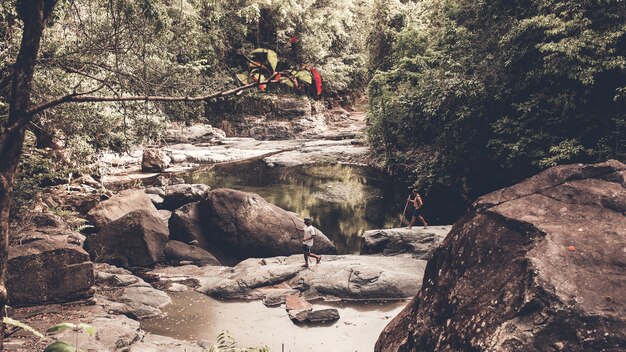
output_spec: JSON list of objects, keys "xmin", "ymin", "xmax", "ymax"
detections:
[
  {"xmin": 361, "ymin": 226, "xmax": 452, "ymax": 258},
  {"xmin": 148, "ymin": 254, "xmax": 427, "ymax": 302}
]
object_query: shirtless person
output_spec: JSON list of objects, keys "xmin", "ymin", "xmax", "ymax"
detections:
[
  {"xmin": 406, "ymin": 189, "xmax": 428, "ymax": 229},
  {"xmin": 296, "ymin": 217, "xmax": 322, "ymax": 267}
]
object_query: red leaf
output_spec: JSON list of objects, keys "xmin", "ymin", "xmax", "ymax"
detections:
[
  {"xmin": 272, "ymin": 73, "xmax": 282, "ymax": 82},
  {"xmin": 289, "ymin": 36, "xmax": 299, "ymax": 44},
  {"xmin": 310, "ymin": 67, "xmax": 322, "ymax": 95}
]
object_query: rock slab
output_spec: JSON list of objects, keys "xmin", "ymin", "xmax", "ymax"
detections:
[
  {"xmin": 361, "ymin": 226, "xmax": 451, "ymax": 258},
  {"xmin": 376, "ymin": 160, "xmax": 626, "ymax": 352},
  {"xmin": 8, "ymin": 240, "xmax": 94, "ymax": 306}
]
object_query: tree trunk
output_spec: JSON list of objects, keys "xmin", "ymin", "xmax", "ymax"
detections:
[{"xmin": 0, "ymin": 1, "xmax": 55, "ymax": 347}]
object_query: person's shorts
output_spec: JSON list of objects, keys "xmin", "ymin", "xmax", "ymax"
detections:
[
  {"xmin": 302, "ymin": 244, "xmax": 312, "ymax": 254},
  {"xmin": 412, "ymin": 207, "xmax": 423, "ymax": 217}
]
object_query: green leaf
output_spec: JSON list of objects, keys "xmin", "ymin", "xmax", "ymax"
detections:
[
  {"xmin": 266, "ymin": 50, "xmax": 278, "ymax": 72},
  {"xmin": 295, "ymin": 71, "xmax": 312, "ymax": 84},
  {"xmin": 3, "ymin": 317, "xmax": 44, "ymax": 338},
  {"xmin": 78, "ymin": 323, "xmax": 95, "ymax": 336},
  {"xmin": 281, "ymin": 78, "xmax": 295, "ymax": 88},
  {"xmin": 251, "ymin": 48, "xmax": 278, "ymax": 72},
  {"xmin": 44, "ymin": 341, "xmax": 79, "ymax": 352},
  {"xmin": 46, "ymin": 323, "xmax": 77, "ymax": 334},
  {"xmin": 236, "ymin": 73, "xmax": 252, "ymax": 85}
]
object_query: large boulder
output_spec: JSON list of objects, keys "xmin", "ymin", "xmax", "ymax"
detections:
[
  {"xmin": 87, "ymin": 189, "xmax": 158, "ymax": 229},
  {"xmin": 85, "ymin": 209, "xmax": 169, "ymax": 268},
  {"xmin": 142, "ymin": 148, "xmax": 171, "ymax": 172},
  {"xmin": 170, "ymin": 189, "xmax": 336, "ymax": 263},
  {"xmin": 376, "ymin": 160, "xmax": 626, "ymax": 352},
  {"xmin": 8, "ymin": 240, "xmax": 94, "ymax": 306}
]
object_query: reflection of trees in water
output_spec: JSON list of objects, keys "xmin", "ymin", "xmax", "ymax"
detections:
[{"xmin": 186, "ymin": 161, "xmax": 411, "ymax": 253}]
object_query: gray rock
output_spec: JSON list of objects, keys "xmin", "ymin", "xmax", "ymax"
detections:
[
  {"xmin": 164, "ymin": 240, "xmax": 220, "ymax": 266},
  {"xmin": 53, "ymin": 315, "xmax": 141, "ymax": 351},
  {"xmin": 145, "ymin": 187, "xmax": 166, "ymax": 197},
  {"xmin": 142, "ymin": 148, "xmax": 171, "ymax": 172},
  {"xmin": 306, "ymin": 308, "xmax": 340, "ymax": 323},
  {"xmin": 153, "ymin": 254, "xmax": 426, "ymax": 301},
  {"xmin": 8, "ymin": 240, "xmax": 94, "ymax": 306},
  {"xmin": 94, "ymin": 263, "xmax": 169, "ymax": 319},
  {"xmin": 262, "ymin": 294, "xmax": 285, "ymax": 307},
  {"xmin": 361, "ymin": 226, "xmax": 451, "ymax": 259},
  {"xmin": 376, "ymin": 160, "xmax": 626, "ymax": 352},
  {"xmin": 169, "ymin": 202, "xmax": 208, "ymax": 248},
  {"xmin": 87, "ymin": 189, "xmax": 158, "ymax": 229},
  {"xmin": 164, "ymin": 123, "xmax": 226, "ymax": 144},
  {"xmin": 129, "ymin": 334, "xmax": 207, "ymax": 352},
  {"xmin": 158, "ymin": 209, "xmax": 172, "ymax": 221},
  {"xmin": 85, "ymin": 209, "xmax": 169, "ymax": 268},
  {"xmin": 147, "ymin": 193, "xmax": 165, "ymax": 208},
  {"xmin": 162, "ymin": 183, "xmax": 210, "ymax": 210},
  {"xmin": 118, "ymin": 286, "xmax": 172, "ymax": 319}
]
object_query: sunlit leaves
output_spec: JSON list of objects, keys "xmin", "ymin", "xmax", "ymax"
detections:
[
  {"xmin": 237, "ymin": 48, "xmax": 323, "ymax": 95},
  {"xmin": 47, "ymin": 322, "xmax": 95, "ymax": 336},
  {"xmin": 251, "ymin": 48, "xmax": 278, "ymax": 72}
]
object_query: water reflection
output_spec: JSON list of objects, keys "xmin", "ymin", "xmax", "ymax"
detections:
[
  {"xmin": 141, "ymin": 290, "xmax": 407, "ymax": 352},
  {"xmin": 186, "ymin": 162, "xmax": 420, "ymax": 254}
]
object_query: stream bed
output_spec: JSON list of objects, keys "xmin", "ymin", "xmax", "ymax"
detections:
[
  {"xmin": 185, "ymin": 160, "xmax": 447, "ymax": 253},
  {"xmin": 142, "ymin": 291, "xmax": 407, "ymax": 352}
]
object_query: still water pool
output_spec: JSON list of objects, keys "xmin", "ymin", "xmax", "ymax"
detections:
[
  {"xmin": 142, "ymin": 290, "xmax": 407, "ymax": 352},
  {"xmin": 185, "ymin": 161, "xmax": 444, "ymax": 253}
]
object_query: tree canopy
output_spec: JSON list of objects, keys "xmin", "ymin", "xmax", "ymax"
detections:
[{"xmin": 367, "ymin": 0, "xmax": 625, "ymax": 199}]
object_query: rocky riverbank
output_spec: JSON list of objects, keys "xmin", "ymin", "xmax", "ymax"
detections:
[{"xmin": 6, "ymin": 163, "xmax": 449, "ymax": 351}]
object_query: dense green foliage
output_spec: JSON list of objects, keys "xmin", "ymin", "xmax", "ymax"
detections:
[
  {"xmin": 368, "ymin": 0, "xmax": 626, "ymax": 199},
  {"xmin": 1, "ymin": 0, "xmax": 374, "ymax": 153},
  {"xmin": 0, "ymin": 0, "xmax": 376, "ymax": 212}
]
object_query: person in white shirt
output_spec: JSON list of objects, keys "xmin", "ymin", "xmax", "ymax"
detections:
[{"xmin": 296, "ymin": 217, "xmax": 321, "ymax": 267}]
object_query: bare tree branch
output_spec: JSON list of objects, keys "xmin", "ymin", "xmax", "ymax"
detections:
[{"xmin": 25, "ymin": 72, "xmax": 279, "ymax": 118}]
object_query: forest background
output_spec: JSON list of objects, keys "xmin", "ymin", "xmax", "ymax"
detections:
[{"xmin": 1, "ymin": 0, "xmax": 624, "ymax": 210}]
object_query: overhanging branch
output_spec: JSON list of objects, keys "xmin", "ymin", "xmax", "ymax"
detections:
[{"xmin": 25, "ymin": 72, "xmax": 279, "ymax": 117}]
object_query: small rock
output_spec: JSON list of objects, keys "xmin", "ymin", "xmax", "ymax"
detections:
[
  {"xmin": 306, "ymin": 309, "xmax": 340, "ymax": 323},
  {"xmin": 142, "ymin": 148, "xmax": 171, "ymax": 172}
]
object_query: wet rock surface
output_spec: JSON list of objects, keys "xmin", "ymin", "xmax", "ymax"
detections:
[
  {"xmin": 376, "ymin": 160, "xmax": 626, "ymax": 352},
  {"xmin": 361, "ymin": 226, "xmax": 451, "ymax": 258},
  {"xmin": 150, "ymin": 254, "xmax": 426, "ymax": 301}
]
